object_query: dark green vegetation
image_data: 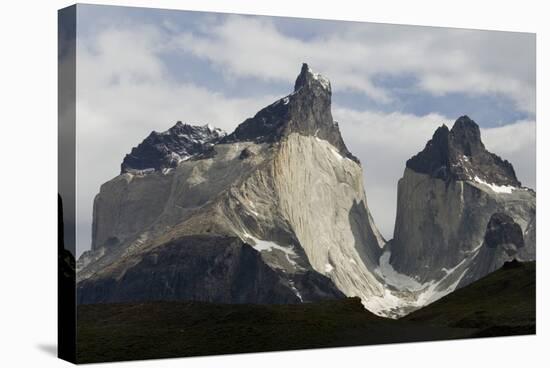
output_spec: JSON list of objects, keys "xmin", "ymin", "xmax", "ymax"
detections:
[
  {"xmin": 76, "ymin": 298, "xmax": 472, "ymax": 363},
  {"xmin": 77, "ymin": 261, "xmax": 535, "ymax": 363},
  {"xmin": 405, "ymin": 261, "xmax": 536, "ymax": 337}
]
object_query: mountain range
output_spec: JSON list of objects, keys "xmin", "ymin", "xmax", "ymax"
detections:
[{"xmin": 77, "ymin": 64, "xmax": 536, "ymax": 318}]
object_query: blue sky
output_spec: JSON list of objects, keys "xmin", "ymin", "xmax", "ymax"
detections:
[{"xmin": 73, "ymin": 4, "xmax": 536, "ymax": 256}]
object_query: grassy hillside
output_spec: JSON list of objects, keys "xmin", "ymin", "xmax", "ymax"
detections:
[
  {"xmin": 76, "ymin": 261, "xmax": 535, "ymax": 363},
  {"xmin": 405, "ymin": 261, "xmax": 535, "ymax": 336},
  {"xmin": 77, "ymin": 298, "xmax": 471, "ymax": 363}
]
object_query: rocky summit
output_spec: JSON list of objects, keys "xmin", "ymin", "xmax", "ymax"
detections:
[
  {"xmin": 121, "ymin": 122, "xmax": 226, "ymax": 174},
  {"xmin": 222, "ymin": 63, "xmax": 358, "ymax": 162},
  {"xmin": 381, "ymin": 116, "xmax": 535, "ymax": 315},
  {"xmin": 406, "ymin": 115, "xmax": 520, "ymax": 187}
]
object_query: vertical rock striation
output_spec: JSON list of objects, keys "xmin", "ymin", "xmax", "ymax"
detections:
[{"xmin": 386, "ymin": 116, "xmax": 535, "ymax": 313}]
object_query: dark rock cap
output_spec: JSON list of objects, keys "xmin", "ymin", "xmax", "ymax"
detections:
[
  {"xmin": 222, "ymin": 63, "xmax": 358, "ymax": 163},
  {"xmin": 121, "ymin": 64, "xmax": 359, "ymax": 172},
  {"xmin": 121, "ymin": 122, "xmax": 226, "ymax": 174},
  {"xmin": 294, "ymin": 63, "xmax": 332, "ymax": 93},
  {"xmin": 406, "ymin": 115, "xmax": 520, "ymax": 187}
]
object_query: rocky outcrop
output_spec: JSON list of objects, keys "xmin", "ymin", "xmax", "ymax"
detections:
[
  {"xmin": 222, "ymin": 63, "xmax": 358, "ymax": 163},
  {"xmin": 406, "ymin": 116, "xmax": 520, "ymax": 186},
  {"xmin": 484, "ymin": 212, "xmax": 525, "ymax": 250},
  {"xmin": 390, "ymin": 116, "xmax": 535, "ymax": 281},
  {"xmin": 121, "ymin": 122, "xmax": 226, "ymax": 174},
  {"xmin": 78, "ymin": 235, "xmax": 343, "ymax": 304},
  {"xmin": 78, "ymin": 64, "xmax": 385, "ymax": 311},
  {"xmin": 380, "ymin": 116, "xmax": 535, "ymax": 315},
  {"xmin": 458, "ymin": 213, "xmax": 527, "ymax": 287}
]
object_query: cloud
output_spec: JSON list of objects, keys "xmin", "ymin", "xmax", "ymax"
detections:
[
  {"xmin": 177, "ymin": 16, "xmax": 535, "ymax": 114},
  {"xmin": 75, "ymin": 25, "xmax": 277, "ymax": 255},
  {"xmin": 482, "ymin": 120, "xmax": 536, "ymax": 189}
]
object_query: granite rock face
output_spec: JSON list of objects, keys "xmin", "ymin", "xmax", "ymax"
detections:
[
  {"xmin": 391, "ymin": 117, "xmax": 535, "ymax": 281},
  {"xmin": 382, "ymin": 116, "xmax": 535, "ymax": 315},
  {"xmin": 458, "ymin": 213, "xmax": 527, "ymax": 288},
  {"xmin": 78, "ymin": 235, "xmax": 343, "ymax": 304},
  {"xmin": 78, "ymin": 64, "xmax": 385, "ymax": 311},
  {"xmin": 484, "ymin": 212, "xmax": 525, "ymax": 250}
]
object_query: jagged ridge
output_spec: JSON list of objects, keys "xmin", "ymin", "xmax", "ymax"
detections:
[
  {"xmin": 406, "ymin": 116, "xmax": 520, "ymax": 187},
  {"xmin": 222, "ymin": 63, "xmax": 359, "ymax": 163},
  {"xmin": 121, "ymin": 122, "xmax": 226, "ymax": 174}
]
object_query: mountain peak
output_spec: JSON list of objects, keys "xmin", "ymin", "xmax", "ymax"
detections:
[
  {"xmin": 452, "ymin": 115, "xmax": 478, "ymax": 132},
  {"xmin": 449, "ymin": 115, "xmax": 484, "ymax": 156},
  {"xmin": 432, "ymin": 123, "xmax": 450, "ymax": 141},
  {"xmin": 222, "ymin": 64, "xmax": 357, "ymax": 162},
  {"xmin": 294, "ymin": 63, "xmax": 331, "ymax": 92},
  {"xmin": 169, "ymin": 121, "xmax": 223, "ymax": 136},
  {"xmin": 121, "ymin": 122, "xmax": 226, "ymax": 174},
  {"xmin": 406, "ymin": 116, "xmax": 520, "ymax": 187}
]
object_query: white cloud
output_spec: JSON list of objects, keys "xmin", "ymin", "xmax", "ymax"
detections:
[
  {"xmin": 482, "ymin": 120, "xmax": 536, "ymax": 189},
  {"xmin": 75, "ymin": 25, "xmax": 277, "ymax": 255},
  {"xmin": 177, "ymin": 16, "xmax": 535, "ymax": 114}
]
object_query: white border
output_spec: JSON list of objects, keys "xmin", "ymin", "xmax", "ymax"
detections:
[{"xmin": 1, "ymin": 1, "xmax": 547, "ymax": 367}]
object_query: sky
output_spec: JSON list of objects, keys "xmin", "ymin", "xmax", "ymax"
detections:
[{"xmin": 73, "ymin": 4, "xmax": 536, "ymax": 257}]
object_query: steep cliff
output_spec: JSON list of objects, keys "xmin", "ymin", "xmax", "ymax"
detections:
[
  {"xmin": 377, "ymin": 116, "xmax": 536, "ymax": 316},
  {"xmin": 77, "ymin": 64, "xmax": 386, "ymax": 310}
]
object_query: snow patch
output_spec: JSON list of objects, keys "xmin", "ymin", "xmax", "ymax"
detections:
[
  {"xmin": 289, "ymin": 280, "xmax": 303, "ymax": 302},
  {"xmin": 249, "ymin": 236, "xmax": 298, "ymax": 266},
  {"xmin": 161, "ymin": 168, "xmax": 174, "ymax": 175},
  {"xmin": 177, "ymin": 155, "xmax": 190, "ymax": 163},
  {"xmin": 371, "ymin": 243, "xmax": 484, "ymax": 318},
  {"xmin": 324, "ymin": 263, "xmax": 334, "ymax": 273},
  {"xmin": 473, "ymin": 176, "xmax": 516, "ymax": 194},
  {"xmin": 129, "ymin": 168, "xmax": 156, "ymax": 175},
  {"xmin": 315, "ymin": 136, "xmax": 350, "ymax": 162},
  {"xmin": 375, "ymin": 251, "xmax": 423, "ymax": 291},
  {"xmin": 306, "ymin": 65, "xmax": 331, "ymax": 90}
]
